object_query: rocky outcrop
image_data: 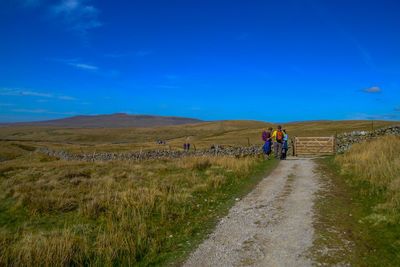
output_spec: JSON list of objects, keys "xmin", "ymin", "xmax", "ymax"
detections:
[{"xmin": 335, "ymin": 125, "xmax": 400, "ymax": 152}]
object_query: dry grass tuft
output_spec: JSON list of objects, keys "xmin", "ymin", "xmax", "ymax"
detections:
[
  {"xmin": 0, "ymin": 152, "xmax": 267, "ymax": 266},
  {"xmin": 334, "ymin": 135, "xmax": 400, "ymax": 219}
]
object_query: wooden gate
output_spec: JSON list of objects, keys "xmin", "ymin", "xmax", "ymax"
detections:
[{"xmin": 294, "ymin": 137, "xmax": 335, "ymax": 156}]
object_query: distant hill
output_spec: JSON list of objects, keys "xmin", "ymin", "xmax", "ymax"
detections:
[{"xmin": 0, "ymin": 113, "xmax": 204, "ymax": 127}]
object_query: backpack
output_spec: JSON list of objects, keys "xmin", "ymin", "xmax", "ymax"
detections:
[{"xmin": 276, "ymin": 130, "xmax": 283, "ymax": 142}]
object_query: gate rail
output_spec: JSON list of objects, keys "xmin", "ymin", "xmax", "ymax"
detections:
[{"xmin": 294, "ymin": 136, "xmax": 335, "ymax": 156}]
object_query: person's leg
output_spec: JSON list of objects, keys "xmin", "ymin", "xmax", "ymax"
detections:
[
  {"xmin": 267, "ymin": 141, "xmax": 271, "ymax": 159},
  {"xmin": 278, "ymin": 142, "xmax": 283, "ymax": 159},
  {"xmin": 274, "ymin": 142, "xmax": 278, "ymax": 158},
  {"xmin": 263, "ymin": 142, "xmax": 268, "ymax": 154}
]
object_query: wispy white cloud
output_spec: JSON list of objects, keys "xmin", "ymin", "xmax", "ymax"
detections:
[
  {"xmin": 307, "ymin": 3, "xmax": 378, "ymax": 72},
  {"xmin": 19, "ymin": 0, "xmax": 101, "ymax": 40},
  {"xmin": 48, "ymin": 111, "xmax": 76, "ymax": 115},
  {"xmin": 50, "ymin": 58, "xmax": 99, "ymax": 71},
  {"xmin": 19, "ymin": 0, "xmax": 43, "ymax": 7},
  {"xmin": 350, "ymin": 112, "xmax": 397, "ymax": 120},
  {"xmin": 361, "ymin": 86, "xmax": 381, "ymax": 93},
  {"xmin": 0, "ymin": 88, "xmax": 76, "ymax": 101},
  {"xmin": 58, "ymin": 96, "xmax": 76, "ymax": 100},
  {"xmin": 68, "ymin": 62, "xmax": 98, "ymax": 70},
  {"xmin": 60, "ymin": 59, "xmax": 116, "ymax": 76},
  {"xmin": 12, "ymin": 109, "xmax": 47, "ymax": 113},
  {"xmin": 0, "ymin": 88, "xmax": 53, "ymax": 98},
  {"xmin": 51, "ymin": 0, "xmax": 102, "ymax": 36},
  {"xmin": 367, "ymin": 114, "xmax": 397, "ymax": 120},
  {"xmin": 12, "ymin": 109, "xmax": 76, "ymax": 115},
  {"xmin": 22, "ymin": 91, "xmax": 53, "ymax": 97},
  {"xmin": 353, "ymin": 41, "xmax": 377, "ymax": 71}
]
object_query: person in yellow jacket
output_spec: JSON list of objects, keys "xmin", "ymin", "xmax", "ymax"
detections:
[{"xmin": 271, "ymin": 125, "xmax": 286, "ymax": 159}]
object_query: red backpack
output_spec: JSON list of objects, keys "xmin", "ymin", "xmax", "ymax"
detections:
[{"xmin": 276, "ymin": 130, "xmax": 283, "ymax": 142}]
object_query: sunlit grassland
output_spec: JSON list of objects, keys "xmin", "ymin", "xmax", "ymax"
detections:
[
  {"xmin": 0, "ymin": 120, "xmax": 395, "ymax": 155},
  {"xmin": 0, "ymin": 150, "xmax": 277, "ymax": 266},
  {"xmin": 334, "ymin": 135, "xmax": 400, "ymax": 224},
  {"xmin": 0, "ymin": 119, "xmax": 398, "ymax": 266},
  {"xmin": 312, "ymin": 135, "xmax": 400, "ymax": 266}
]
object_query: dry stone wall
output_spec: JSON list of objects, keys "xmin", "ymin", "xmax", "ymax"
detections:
[
  {"xmin": 335, "ymin": 125, "xmax": 400, "ymax": 152},
  {"xmin": 35, "ymin": 139, "xmax": 296, "ymax": 162},
  {"xmin": 35, "ymin": 145, "xmax": 268, "ymax": 162},
  {"xmin": 34, "ymin": 125, "xmax": 399, "ymax": 161}
]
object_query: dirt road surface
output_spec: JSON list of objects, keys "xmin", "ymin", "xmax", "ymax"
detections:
[{"xmin": 183, "ymin": 158, "xmax": 320, "ymax": 267}]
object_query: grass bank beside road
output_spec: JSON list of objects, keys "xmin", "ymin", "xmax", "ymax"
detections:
[
  {"xmin": 312, "ymin": 135, "xmax": 400, "ymax": 266},
  {"xmin": 0, "ymin": 151, "xmax": 278, "ymax": 266}
]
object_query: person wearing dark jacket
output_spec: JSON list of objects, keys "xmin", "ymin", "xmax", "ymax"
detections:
[{"xmin": 262, "ymin": 127, "xmax": 273, "ymax": 159}]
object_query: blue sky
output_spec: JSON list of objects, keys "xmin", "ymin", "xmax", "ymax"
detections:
[{"xmin": 1, "ymin": 0, "xmax": 399, "ymax": 123}]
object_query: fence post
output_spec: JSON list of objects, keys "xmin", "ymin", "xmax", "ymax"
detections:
[
  {"xmin": 332, "ymin": 137, "xmax": 335, "ymax": 153},
  {"xmin": 293, "ymin": 137, "xmax": 296, "ymax": 156}
]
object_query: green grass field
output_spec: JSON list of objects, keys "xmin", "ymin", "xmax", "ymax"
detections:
[
  {"xmin": 0, "ymin": 119, "xmax": 398, "ymax": 266},
  {"xmin": 312, "ymin": 135, "xmax": 400, "ymax": 266}
]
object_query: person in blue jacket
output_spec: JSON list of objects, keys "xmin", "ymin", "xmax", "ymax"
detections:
[
  {"xmin": 262, "ymin": 127, "xmax": 273, "ymax": 160},
  {"xmin": 281, "ymin": 129, "xmax": 288, "ymax": 160}
]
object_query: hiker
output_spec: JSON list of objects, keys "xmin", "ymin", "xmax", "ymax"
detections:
[
  {"xmin": 271, "ymin": 125, "xmax": 285, "ymax": 159},
  {"xmin": 282, "ymin": 129, "xmax": 288, "ymax": 160},
  {"xmin": 187, "ymin": 143, "xmax": 190, "ymax": 150},
  {"xmin": 262, "ymin": 127, "xmax": 273, "ymax": 159},
  {"xmin": 184, "ymin": 143, "xmax": 187, "ymax": 150},
  {"xmin": 211, "ymin": 144, "xmax": 215, "ymax": 150}
]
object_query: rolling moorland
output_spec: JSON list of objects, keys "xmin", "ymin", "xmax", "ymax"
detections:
[
  {"xmin": 0, "ymin": 118, "xmax": 399, "ymax": 266},
  {"xmin": 0, "ymin": 113, "xmax": 204, "ymax": 128},
  {"xmin": 0, "ymin": 119, "xmax": 396, "ymax": 156}
]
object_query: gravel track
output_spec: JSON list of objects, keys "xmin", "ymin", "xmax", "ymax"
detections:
[{"xmin": 183, "ymin": 158, "xmax": 320, "ymax": 267}]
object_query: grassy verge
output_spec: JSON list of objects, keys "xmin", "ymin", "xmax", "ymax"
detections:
[
  {"xmin": 311, "ymin": 135, "xmax": 400, "ymax": 266},
  {"xmin": 0, "ymin": 152, "xmax": 278, "ymax": 266}
]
